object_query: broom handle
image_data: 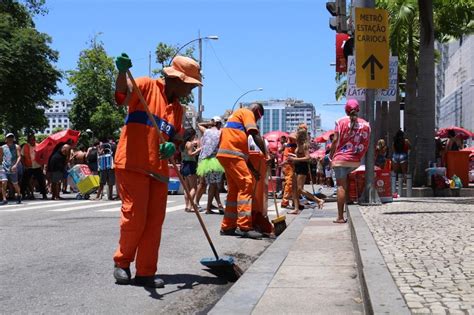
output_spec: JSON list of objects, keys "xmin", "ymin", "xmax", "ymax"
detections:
[
  {"xmin": 268, "ymin": 166, "xmax": 280, "ymax": 218},
  {"xmin": 126, "ymin": 70, "xmax": 219, "ymax": 260}
]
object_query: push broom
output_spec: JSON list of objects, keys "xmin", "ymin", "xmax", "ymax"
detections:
[
  {"xmin": 269, "ymin": 166, "xmax": 287, "ymax": 236},
  {"xmin": 126, "ymin": 69, "xmax": 242, "ymax": 281}
]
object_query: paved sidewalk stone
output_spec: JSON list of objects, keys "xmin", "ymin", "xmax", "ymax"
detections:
[{"xmin": 359, "ymin": 197, "xmax": 474, "ymax": 314}]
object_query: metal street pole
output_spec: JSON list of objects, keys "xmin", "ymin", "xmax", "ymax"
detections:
[
  {"xmin": 148, "ymin": 51, "xmax": 151, "ymax": 77},
  {"xmin": 353, "ymin": 0, "xmax": 381, "ymax": 205},
  {"xmin": 198, "ymin": 31, "xmax": 203, "ymax": 123},
  {"xmin": 230, "ymin": 88, "xmax": 264, "ymax": 113}
]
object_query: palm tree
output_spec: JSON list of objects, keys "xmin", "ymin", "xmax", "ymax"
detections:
[
  {"xmin": 378, "ymin": 0, "xmax": 419, "ymax": 173},
  {"xmin": 414, "ymin": 0, "xmax": 436, "ymax": 186}
]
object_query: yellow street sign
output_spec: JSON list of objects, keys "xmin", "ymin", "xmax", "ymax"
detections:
[{"xmin": 355, "ymin": 7, "xmax": 389, "ymax": 89}]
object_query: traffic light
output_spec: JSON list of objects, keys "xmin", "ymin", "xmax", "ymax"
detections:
[{"xmin": 326, "ymin": 0, "xmax": 348, "ymax": 33}]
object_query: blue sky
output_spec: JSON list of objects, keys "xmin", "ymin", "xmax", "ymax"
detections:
[{"xmin": 34, "ymin": 0, "xmax": 346, "ymax": 130}]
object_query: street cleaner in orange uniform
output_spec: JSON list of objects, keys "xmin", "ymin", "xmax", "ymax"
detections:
[
  {"xmin": 280, "ymin": 133, "xmax": 297, "ymax": 209},
  {"xmin": 248, "ymin": 132, "xmax": 274, "ymax": 236},
  {"xmin": 113, "ymin": 53, "xmax": 201, "ymax": 288},
  {"xmin": 217, "ymin": 103, "xmax": 266, "ymax": 239}
]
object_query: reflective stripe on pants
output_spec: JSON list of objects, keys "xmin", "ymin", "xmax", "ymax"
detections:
[{"xmin": 218, "ymin": 156, "xmax": 254, "ymax": 231}]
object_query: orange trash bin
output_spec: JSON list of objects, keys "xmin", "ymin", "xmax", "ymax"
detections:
[{"xmin": 446, "ymin": 151, "xmax": 471, "ymax": 187}]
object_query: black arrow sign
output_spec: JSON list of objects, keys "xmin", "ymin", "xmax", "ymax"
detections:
[{"xmin": 362, "ymin": 54, "xmax": 383, "ymax": 80}]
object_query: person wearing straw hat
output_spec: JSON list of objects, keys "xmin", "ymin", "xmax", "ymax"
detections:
[{"xmin": 112, "ymin": 54, "xmax": 201, "ymax": 288}]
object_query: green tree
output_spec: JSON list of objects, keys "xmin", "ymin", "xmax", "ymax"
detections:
[
  {"xmin": 376, "ymin": 0, "xmax": 473, "ymax": 185},
  {"xmin": 153, "ymin": 42, "xmax": 195, "ymax": 74},
  {"xmin": 67, "ymin": 35, "xmax": 125, "ymax": 140},
  {"xmin": 0, "ymin": 0, "xmax": 61, "ymax": 133}
]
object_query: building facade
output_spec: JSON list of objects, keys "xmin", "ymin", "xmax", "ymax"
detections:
[
  {"xmin": 243, "ymin": 99, "xmax": 321, "ymax": 137},
  {"xmin": 39, "ymin": 99, "xmax": 73, "ymax": 134},
  {"xmin": 436, "ymin": 36, "xmax": 474, "ymax": 135},
  {"xmin": 183, "ymin": 104, "xmax": 198, "ymax": 129}
]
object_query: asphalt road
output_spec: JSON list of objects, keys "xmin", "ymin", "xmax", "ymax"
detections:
[{"xmin": 0, "ymin": 193, "xmax": 277, "ymax": 314}]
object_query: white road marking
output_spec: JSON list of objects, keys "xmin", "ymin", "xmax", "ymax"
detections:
[
  {"xmin": 0, "ymin": 199, "xmax": 60, "ymax": 209},
  {"xmin": 49, "ymin": 201, "xmax": 122, "ymax": 212},
  {"xmin": 1, "ymin": 200, "xmax": 91, "ymax": 212}
]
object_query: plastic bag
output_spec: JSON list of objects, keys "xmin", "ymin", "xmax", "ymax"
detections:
[{"xmin": 452, "ymin": 175, "xmax": 462, "ymax": 189}]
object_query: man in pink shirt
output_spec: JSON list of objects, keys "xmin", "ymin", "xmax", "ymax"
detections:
[{"xmin": 329, "ymin": 99, "xmax": 371, "ymax": 223}]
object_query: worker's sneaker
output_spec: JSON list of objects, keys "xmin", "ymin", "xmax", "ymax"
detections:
[
  {"xmin": 235, "ymin": 228, "xmax": 263, "ymax": 240},
  {"xmin": 16, "ymin": 195, "xmax": 22, "ymax": 204},
  {"xmin": 134, "ymin": 275, "xmax": 165, "ymax": 288},
  {"xmin": 114, "ymin": 265, "xmax": 131, "ymax": 285},
  {"xmin": 220, "ymin": 228, "xmax": 237, "ymax": 236}
]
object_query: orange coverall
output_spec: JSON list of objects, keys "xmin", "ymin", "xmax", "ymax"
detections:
[
  {"xmin": 249, "ymin": 138, "xmax": 273, "ymax": 234},
  {"xmin": 217, "ymin": 108, "xmax": 259, "ymax": 232},
  {"xmin": 281, "ymin": 139, "xmax": 296, "ymax": 207},
  {"xmin": 113, "ymin": 77, "xmax": 183, "ymax": 277}
]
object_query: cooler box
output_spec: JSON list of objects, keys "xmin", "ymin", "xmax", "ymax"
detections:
[
  {"xmin": 446, "ymin": 151, "xmax": 471, "ymax": 187},
  {"xmin": 348, "ymin": 165, "xmax": 392, "ymax": 203},
  {"xmin": 168, "ymin": 178, "xmax": 183, "ymax": 194},
  {"xmin": 77, "ymin": 175, "xmax": 100, "ymax": 195},
  {"xmin": 69, "ymin": 164, "xmax": 93, "ymax": 185}
]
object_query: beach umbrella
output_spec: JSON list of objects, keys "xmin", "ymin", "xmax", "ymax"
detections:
[{"xmin": 35, "ymin": 129, "xmax": 81, "ymax": 165}]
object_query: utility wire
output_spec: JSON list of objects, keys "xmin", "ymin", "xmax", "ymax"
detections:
[{"xmin": 207, "ymin": 41, "xmax": 243, "ymax": 91}]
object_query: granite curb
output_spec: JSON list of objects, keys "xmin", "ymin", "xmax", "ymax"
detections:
[
  {"xmin": 208, "ymin": 209, "xmax": 315, "ymax": 315},
  {"xmin": 348, "ymin": 204, "xmax": 410, "ymax": 315}
]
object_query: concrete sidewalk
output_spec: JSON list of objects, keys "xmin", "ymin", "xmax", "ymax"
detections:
[{"xmin": 210, "ymin": 202, "xmax": 364, "ymax": 314}]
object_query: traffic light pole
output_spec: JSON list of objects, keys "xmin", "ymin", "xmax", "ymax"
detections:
[{"xmin": 353, "ymin": 0, "xmax": 381, "ymax": 205}]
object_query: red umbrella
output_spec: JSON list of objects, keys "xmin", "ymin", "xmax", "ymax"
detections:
[
  {"xmin": 263, "ymin": 131, "xmax": 289, "ymax": 142},
  {"xmin": 310, "ymin": 149, "xmax": 326, "ymax": 159},
  {"xmin": 314, "ymin": 130, "xmax": 335, "ymax": 143},
  {"xmin": 35, "ymin": 129, "xmax": 81, "ymax": 165},
  {"xmin": 263, "ymin": 131, "xmax": 289, "ymax": 154},
  {"xmin": 437, "ymin": 126, "xmax": 474, "ymax": 140}
]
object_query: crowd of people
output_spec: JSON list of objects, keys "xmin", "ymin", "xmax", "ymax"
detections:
[
  {"xmin": 0, "ymin": 132, "xmax": 119, "ymax": 204},
  {"xmin": 26, "ymin": 52, "xmax": 461, "ymax": 289}
]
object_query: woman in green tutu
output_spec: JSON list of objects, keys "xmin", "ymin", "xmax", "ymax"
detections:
[{"xmin": 196, "ymin": 116, "xmax": 225, "ymax": 214}]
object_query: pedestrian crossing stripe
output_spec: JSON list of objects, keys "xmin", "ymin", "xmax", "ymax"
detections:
[
  {"xmin": 0, "ymin": 198, "xmax": 291, "ymax": 215},
  {"xmin": 1, "ymin": 200, "xmax": 91, "ymax": 212},
  {"xmin": 49, "ymin": 201, "xmax": 122, "ymax": 212}
]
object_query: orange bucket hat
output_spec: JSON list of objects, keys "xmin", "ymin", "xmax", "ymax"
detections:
[{"xmin": 163, "ymin": 56, "xmax": 202, "ymax": 86}]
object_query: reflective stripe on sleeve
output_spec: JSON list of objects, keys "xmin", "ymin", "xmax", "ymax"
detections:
[{"xmin": 245, "ymin": 123, "xmax": 257, "ymax": 130}]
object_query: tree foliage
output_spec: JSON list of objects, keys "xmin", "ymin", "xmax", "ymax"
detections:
[
  {"xmin": 153, "ymin": 42, "xmax": 195, "ymax": 75},
  {"xmin": 67, "ymin": 36, "xmax": 125, "ymax": 140},
  {"xmin": 0, "ymin": 0, "xmax": 61, "ymax": 134}
]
